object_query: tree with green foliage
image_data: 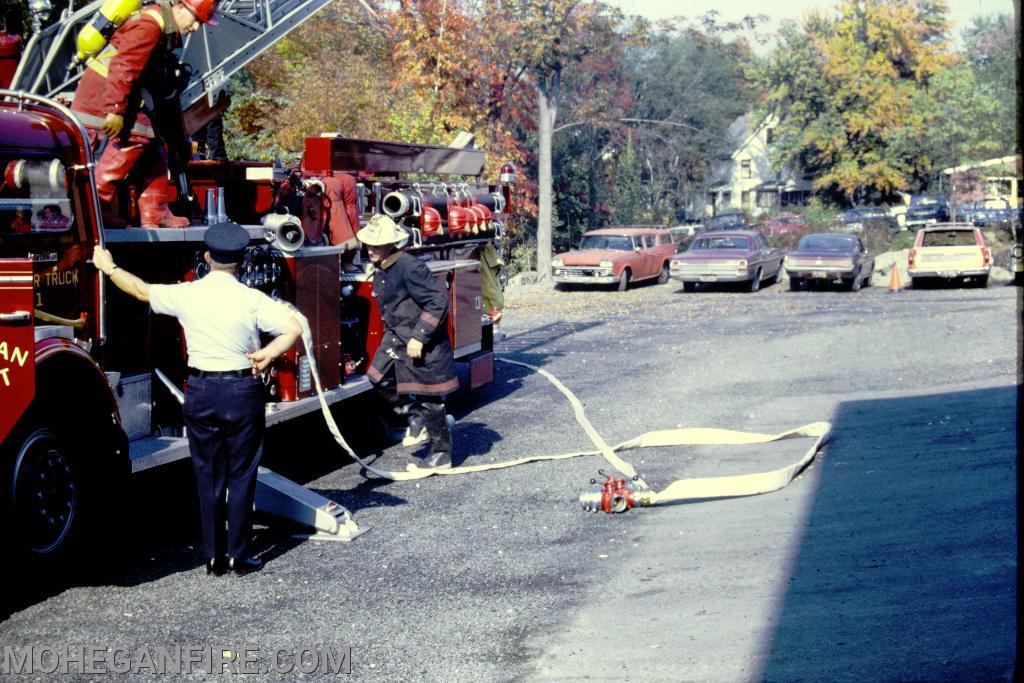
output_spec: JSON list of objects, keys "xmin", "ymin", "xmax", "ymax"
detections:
[
  {"xmin": 625, "ymin": 18, "xmax": 758, "ymax": 221},
  {"xmin": 957, "ymin": 13, "xmax": 1017, "ymax": 157},
  {"xmin": 612, "ymin": 132, "xmax": 642, "ymax": 225},
  {"xmin": 756, "ymin": 0, "xmax": 954, "ymax": 204},
  {"xmin": 550, "ymin": 124, "xmax": 614, "ymax": 251}
]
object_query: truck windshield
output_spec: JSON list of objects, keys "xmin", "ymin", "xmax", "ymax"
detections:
[
  {"xmin": 580, "ymin": 235, "xmax": 634, "ymax": 251},
  {"xmin": 0, "ymin": 157, "xmax": 74, "ymax": 239}
]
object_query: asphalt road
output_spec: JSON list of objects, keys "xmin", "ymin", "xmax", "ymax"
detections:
[{"xmin": 2, "ymin": 277, "xmax": 1019, "ymax": 682}]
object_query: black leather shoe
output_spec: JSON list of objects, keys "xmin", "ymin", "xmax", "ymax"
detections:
[
  {"xmin": 205, "ymin": 557, "xmax": 226, "ymax": 576},
  {"xmin": 227, "ymin": 556, "xmax": 264, "ymax": 574}
]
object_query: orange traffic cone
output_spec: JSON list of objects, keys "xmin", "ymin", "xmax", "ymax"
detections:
[{"xmin": 888, "ymin": 266, "xmax": 903, "ymax": 292}]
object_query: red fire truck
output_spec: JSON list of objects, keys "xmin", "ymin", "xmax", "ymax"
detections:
[{"xmin": 0, "ymin": 0, "xmax": 511, "ymax": 562}]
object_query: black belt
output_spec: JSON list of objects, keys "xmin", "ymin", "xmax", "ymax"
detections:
[{"xmin": 188, "ymin": 367, "xmax": 252, "ymax": 380}]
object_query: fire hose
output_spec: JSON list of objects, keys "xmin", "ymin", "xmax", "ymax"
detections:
[{"xmin": 296, "ymin": 316, "xmax": 832, "ymax": 510}]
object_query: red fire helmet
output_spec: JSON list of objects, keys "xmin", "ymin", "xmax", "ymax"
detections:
[{"xmin": 180, "ymin": 0, "xmax": 219, "ymax": 25}]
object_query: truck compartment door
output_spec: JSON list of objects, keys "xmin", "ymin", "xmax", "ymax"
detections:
[{"xmin": 0, "ymin": 258, "xmax": 36, "ymax": 442}]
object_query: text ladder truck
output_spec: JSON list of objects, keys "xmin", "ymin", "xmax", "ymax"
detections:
[{"xmin": 0, "ymin": 0, "xmax": 512, "ymax": 564}]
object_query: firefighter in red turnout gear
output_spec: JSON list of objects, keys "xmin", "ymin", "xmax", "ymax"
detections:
[{"xmin": 71, "ymin": 0, "xmax": 218, "ymax": 228}]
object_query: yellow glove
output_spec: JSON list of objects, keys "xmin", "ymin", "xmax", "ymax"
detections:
[{"xmin": 102, "ymin": 113, "xmax": 124, "ymax": 138}]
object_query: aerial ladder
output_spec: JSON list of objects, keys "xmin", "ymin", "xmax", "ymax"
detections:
[{"xmin": 6, "ymin": 0, "xmax": 382, "ymax": 544}]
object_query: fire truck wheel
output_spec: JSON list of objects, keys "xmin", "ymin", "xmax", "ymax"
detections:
[
  {"xmin": 2, "ymin": 407, "xmax": 123, "ymax": 564},
  {"xmin": 617, "ymin": 269, "xmax": 631, "ymax": 292},
  {"xmin": 657, "ymin": 263, "xmax": 670, "ymax": 284},
  {"xmin": 7, "ymin": 426, "xmax": 78, "ymax": 556}
]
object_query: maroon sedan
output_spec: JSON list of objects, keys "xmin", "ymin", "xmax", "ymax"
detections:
[
  {"xmin": 669, "ymin": 230, "xmax": 785, "ymax": 292},
  {"xmin": 784, "ymin": 232, "xmax": 875, "ymax": 291}
]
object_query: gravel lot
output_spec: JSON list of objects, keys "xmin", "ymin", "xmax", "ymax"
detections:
[{"xmin": 2, "ymin": 276, "xmax": 1018, "ymax": 681}]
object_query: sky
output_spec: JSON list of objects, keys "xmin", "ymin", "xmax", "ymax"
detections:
[{"xmin": 608, "ymin": 0, "xmax": 1016, "ymax": 48}]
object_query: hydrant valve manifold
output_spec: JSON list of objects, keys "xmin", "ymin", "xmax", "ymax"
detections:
[{"xmin": 579, "ymin": 472, "xmax": 648, "ymax": 513}]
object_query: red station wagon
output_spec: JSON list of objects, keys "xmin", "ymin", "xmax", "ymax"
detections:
[{"xmin": 551, "ymin": 228, "xmax": 677, "ymax": 291}]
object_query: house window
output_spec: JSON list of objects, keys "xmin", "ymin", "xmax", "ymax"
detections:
[
  {"xmin": 766, "ymin": 128, "xmax": 775, "ymax": 144},
  {"xmin": 985, "ymin": 178, "xmax": 1012, "ymax": 197},
  {"xmin": 740, "ymin": 160, "xmax": 752, "ymax": 179},
  {"xmin": 757, "ymin": 191, "xmax": 778, "ymax": 208},
  {"xmin": 741, "ymin": 191, "xmax": 751, "ymax": 208}
]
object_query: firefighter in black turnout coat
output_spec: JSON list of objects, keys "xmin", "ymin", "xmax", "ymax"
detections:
[{"xmin": 359, "ymin": 214, "xmax": 457, "ymax": 469}]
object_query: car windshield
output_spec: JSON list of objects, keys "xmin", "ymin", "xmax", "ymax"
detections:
[
  {"xmin": 982, "ymin": 199, "xmax": 1009, "ymax": 209},
  {"xmin": 711, "ymin": 215, "xmax": 743, "ymax": 228},
  {"xmin": 798, "ymin": 235, "xmax": 855, "ymax": 251},
  {"xmin": 844, "ymin": 208, "xmax": 883, "ymax": 221},
  {"xmin": 921, "ymin": 230, "xmax": 977, "ymax": 247},
  {"xmin": 580, "ymin": 234, "xmax": 634, "ymax": 251},
  {"xmin": 911, "ymin": 196, "xmax": 942, "ymax": 207},
  {"xmin": 692, "ymin": 236, "xmax": 751, "ymax": 250}
]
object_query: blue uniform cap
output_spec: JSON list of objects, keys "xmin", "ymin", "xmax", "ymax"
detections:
[{"xmin": 204, "ymin": 221, "xmax": 250, "ymax": 263}]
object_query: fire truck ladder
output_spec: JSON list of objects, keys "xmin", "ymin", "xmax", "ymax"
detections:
[{"xmin": 9, "ymin": 0, "xmax": 334, "ymax": 111}]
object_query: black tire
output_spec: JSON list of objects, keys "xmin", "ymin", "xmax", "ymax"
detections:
[
  {"xmin": 617, "ymin": 269, "xmax": 631, "ymax": 292},
  {"xmin": 847, "ymin": 268, "xmax": 862, "ymax": 291},
  {"xmin": 748, "ymin": 268, "xmax": 762, "ymax": 293},
  {"xmin": 2, "ymin": 405, "xmax": 125, "ymax": 565},
  {"xmin": 975, "ymin": 275, "xmax": 989, "ymax": 288},
  {"xmin": 5, "ymin": 426, "xmax": 79, "ymax": 557},
  {"xmin": 682, "ymin": 281, "xmax": 697, "ymax": 293},
  {"xmin": 657, "ymin": 263, "xmax": 670, "ymax": 285},
  {"xmin": 773, "ymin": 263, "xmax": 785, "ymax": 285},
  {"xmin": 789, "ymin": 277, "xmax": 802, "ymax": 292}
]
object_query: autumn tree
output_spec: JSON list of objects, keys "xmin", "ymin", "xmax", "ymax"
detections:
[
  {"xmin": 226, "ymin": 1, "xmax": 395, "ymax": 160},
  {"xmin": 757, "ymin": 0, "xmax": 954, "ymax": 204},
  {"xmin": 497, "ymin": 0, "xmax": 637, "ymax": 279}
]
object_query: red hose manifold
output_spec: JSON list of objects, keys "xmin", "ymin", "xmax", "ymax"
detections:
[{"xmin": 579, "ymin": 471, "xmax": 643, "ymax": 513}]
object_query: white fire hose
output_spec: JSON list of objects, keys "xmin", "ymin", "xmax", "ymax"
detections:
[{"xmin": 297, "ymin": 316, "xmax": 832, "ymax": 509}]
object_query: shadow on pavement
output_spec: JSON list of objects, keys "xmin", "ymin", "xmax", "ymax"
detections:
[{"xmin": 757, "ymin": 385, "xmax": 1017, "ymax": 681}]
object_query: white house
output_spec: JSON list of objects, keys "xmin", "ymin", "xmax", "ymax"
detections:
[
  {"xmin": 706, "ymin": 113, "xmax": 814, "ymax": 217},
  {"xmin": 940, "ymin": 155, "xmax": 1020, "ymax": 208}
]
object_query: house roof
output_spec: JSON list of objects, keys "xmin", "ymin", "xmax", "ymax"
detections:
[{"xmin": 940, "ymin": 155, "xmax": 1020, "ymax": 176}]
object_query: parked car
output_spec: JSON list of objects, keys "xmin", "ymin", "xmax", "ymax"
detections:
[
  {"xmin": 669, "ymin": 230, "xmax": 785, "ymax": 292},
  {"xmin": 970, "ymin": 198, "xmax": 1014, "ymax": 229},
  {"xmin": 838, "ymin": 206, "xmax": 899, "ymax": 234},
  {"xmin": 953, "ymin": 200, "xmax": 981, "ymax": 223},
  {"xmin": 763, "ymin": 213, "xmax": 808, "ymax": 237},
  {"xmin": 784, "ymin": 233, "xmax": 875, "ymax": 291},
  {"xmin": 905, "ymin": 194, "xmax": 951, "ymax": 228},
  {"xmin": 908, "ymin": 224, "xmax": 991, "ymax": 288},
  {"xmin": 551, "ymin": 228, "xmax": 677, "ymax": 291},
  {"xmin": 707, "ymin": 211, "xmax": 749, "ymax": 231}
]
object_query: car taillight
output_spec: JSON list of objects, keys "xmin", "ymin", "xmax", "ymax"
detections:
[
  {"xmin": 908, "ymin": 248, "xmax": 916, "ymax": 268},
  {"xmin": 982, "ymin": 247, "xmax": 991, "ymax": 267}
]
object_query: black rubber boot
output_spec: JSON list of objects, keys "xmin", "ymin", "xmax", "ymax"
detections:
[
  {"xmin": 402, "ymin": 409, "xmax": 428, "ymax": 447},
  {"xmin": 372, "ymin": 375, "xmax": 416, "ymax": 441},
  {"xmin": 417, "ymin": 402, "xmax": 452, "ymax": 470}
]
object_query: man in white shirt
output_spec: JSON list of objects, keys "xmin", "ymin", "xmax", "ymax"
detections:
[{"xmin": 92, "ymin": 222, "xmax": 302, "ymax": 575}]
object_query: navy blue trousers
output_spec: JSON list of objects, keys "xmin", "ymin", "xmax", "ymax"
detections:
[{"xmin": 183, "ymin": 374, "xmax": 265, "ymax": 559}]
